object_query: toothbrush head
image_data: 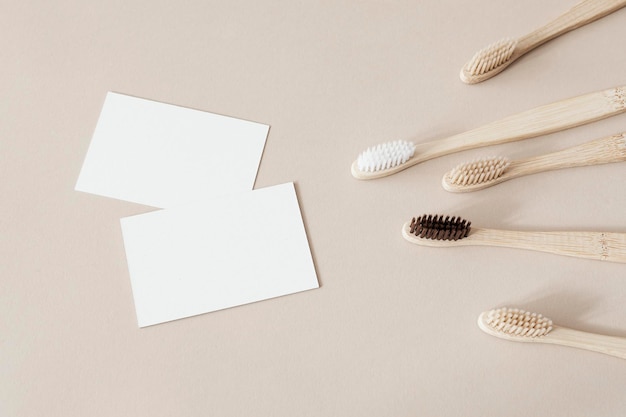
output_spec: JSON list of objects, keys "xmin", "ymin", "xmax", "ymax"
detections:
[
  {"xmin": 352, "ymin": 140, "xmax": 416, "ymax": 179},
  {"xmin": 460, "ymin": 38, "xmax": 518, "ymax": 84},
  {"xmin": 478, "ymin": 307, "xmax": 553, "ymax": 341},
  {"xmin": 408, "ymin": 214, "xmax": 471, "ymax": 241},
  {"xmin": 442, "ymin": 156, "xmax": 510, "ymax": 191}
]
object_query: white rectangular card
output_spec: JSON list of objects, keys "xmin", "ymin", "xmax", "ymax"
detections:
[
  {"xmin": 76, "ymin": 92, "xmax": 268, "ymax": 208},
  {"xmin": 120, "ymin": 183, "xmax": 319, "ymax": 327}
]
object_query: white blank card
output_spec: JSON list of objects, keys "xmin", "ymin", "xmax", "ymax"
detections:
[
  {"xmin": 120, "ymin": 183, "xmax": 319, "ymax": 327},
  {"xmin": 76, "ymin": 92, "xmax": 268, "ymax": 208}
]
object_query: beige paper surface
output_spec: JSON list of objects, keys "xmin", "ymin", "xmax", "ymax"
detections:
[{"xmin": 2, "ymin": 1, "xmax": 626, "ymax": 416}]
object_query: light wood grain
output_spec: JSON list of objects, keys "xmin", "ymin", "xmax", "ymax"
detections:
[
  {"xmin": 460, "ymin": 0, "xmax": 626, "ymax": 84},
  {"xmin": 402, "ymin": 222, "xmax": 626, "ymax": 263},
  {"xmin": 352, "ymin": 85, "xmax": 626, "ymax": 179},
  {"xmin": 478, "ymin": 312, "xmax": 626, "ymax": 359},
  {"xmin": 442, "ymin": 132, "xmax": 626, "ymax": 192}
]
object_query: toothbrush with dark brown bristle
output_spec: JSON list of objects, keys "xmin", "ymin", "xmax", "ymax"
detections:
[
  {"xmin": 402, "ymin": 214, "xmax": 626, "ymax": 263},
  {"xmin": 460, "ymin": 0, "xmax": 626, "ymax": 84}
]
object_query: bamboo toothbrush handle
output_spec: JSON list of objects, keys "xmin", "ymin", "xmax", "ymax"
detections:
[
  {"xmin": 513, "ymin": 132, "xmax": 626, "ymax": 175},
  {"xmin": 414, "ymin": 86, "xmax": 626, "ymax": 162},
  {"xmin": 548, "ymin": 327, "xmax": 626, "ymax": 359},
  {"xmin": 468, "ymin": 228, "xmax": 626, "ymax": 263},
  {"xmin": 516, "ymin": 0, "xmax": 626, "ymax": 53}
]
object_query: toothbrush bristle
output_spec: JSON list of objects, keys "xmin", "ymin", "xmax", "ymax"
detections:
[
  {"xmin": 356, "ymin": 140, "xmax": 416, "ymax": 172},
  {"xmin": 467, "ymin": 38, "xmax": 517, "ymax": 76},
  {"xmin": 447, "ymin": 156, "xmax": 510, "ymax": 186},
  {"xmin": 409, "ymin": 214, "xmax": 471, "ymax": 241},
  {"xmin": 485, "ymin": 307, "xmax": 553, "ymax": 338}
]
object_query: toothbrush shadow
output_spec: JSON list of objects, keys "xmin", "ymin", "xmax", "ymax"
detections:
[{"xmin": 450, "ymin": 195, "xmax": 523, "ymax": 229}]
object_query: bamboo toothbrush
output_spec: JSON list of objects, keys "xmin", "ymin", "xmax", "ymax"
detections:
[
  {"xmin": 352, "ymin": 86, "xmax": 626, "ymax": 180},
  {"xmin": 478, "ymin": 307, "xmax": 626, "ymax": 359},
  {"xmin": 460, "ymin": 0, "xmax": 626, "ymax": 84},
  {"xmin": 402, "ymin": 214, "xmax": 626, "ymax": 263},
  {"xmin": 442, "ymin": 132, "xmax": 626, "ymax": 192}
]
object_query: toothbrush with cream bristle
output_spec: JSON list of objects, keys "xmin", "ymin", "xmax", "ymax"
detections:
[
  {"xmin": 351, "ymin": 85, "xmax": 626, "ymax": 180},
  {"xmin": 402, "ymin": 214, "xmax": 626, "ymax": 263},
  {"xmin": 460, "ymin": 0, "xmax": 626, "ymax": 84},
  {"xmin": 478, "ymin": 307, "xmax": 626, "ymax": 359},
  {"xmin": 442, "ymin": 132, "xmax": 626, "ymax": 192}
]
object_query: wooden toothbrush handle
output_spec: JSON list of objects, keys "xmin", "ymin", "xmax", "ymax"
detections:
[
  {"xmin": 514, "ymin": 132, "xmax": 626, "ymax": 175},
  {"xmin": 517, "ymin": 0, "xmax": 626, "ymax": 52},
  {"xmin": 415, "ymin": 86, "xmax": 626, "ymax": 162},
  {"xmin": 548, "ymin": 327, "xmax": 626, "ymax": 359},
  {"xmin": 468, "ymin": 228, "xmax": 626, "ymax": 263}
]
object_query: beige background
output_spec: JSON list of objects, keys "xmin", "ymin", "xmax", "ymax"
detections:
[{"xmin": 2, "ymin": 1, "xmax": 626, "ymax": 415}]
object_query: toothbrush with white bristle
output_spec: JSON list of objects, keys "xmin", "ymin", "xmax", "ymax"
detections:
[
  {"xmin": 402, "ymin": 214, "xmax": 626, "ymax": 263},
  {"xmin": 351, "ymin": 85, "xmax": 626, "ymax": 180},
  {"xmin": 442, "ymin": 132, "xmax": 626, "ymax": 192},
  {"xmin": 460, "ymin": 0, "xmax": 626, "ymax": 84},
  {"xmin": 478, "ymin": 307, "xmax": 626, "ymax": 360}
]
